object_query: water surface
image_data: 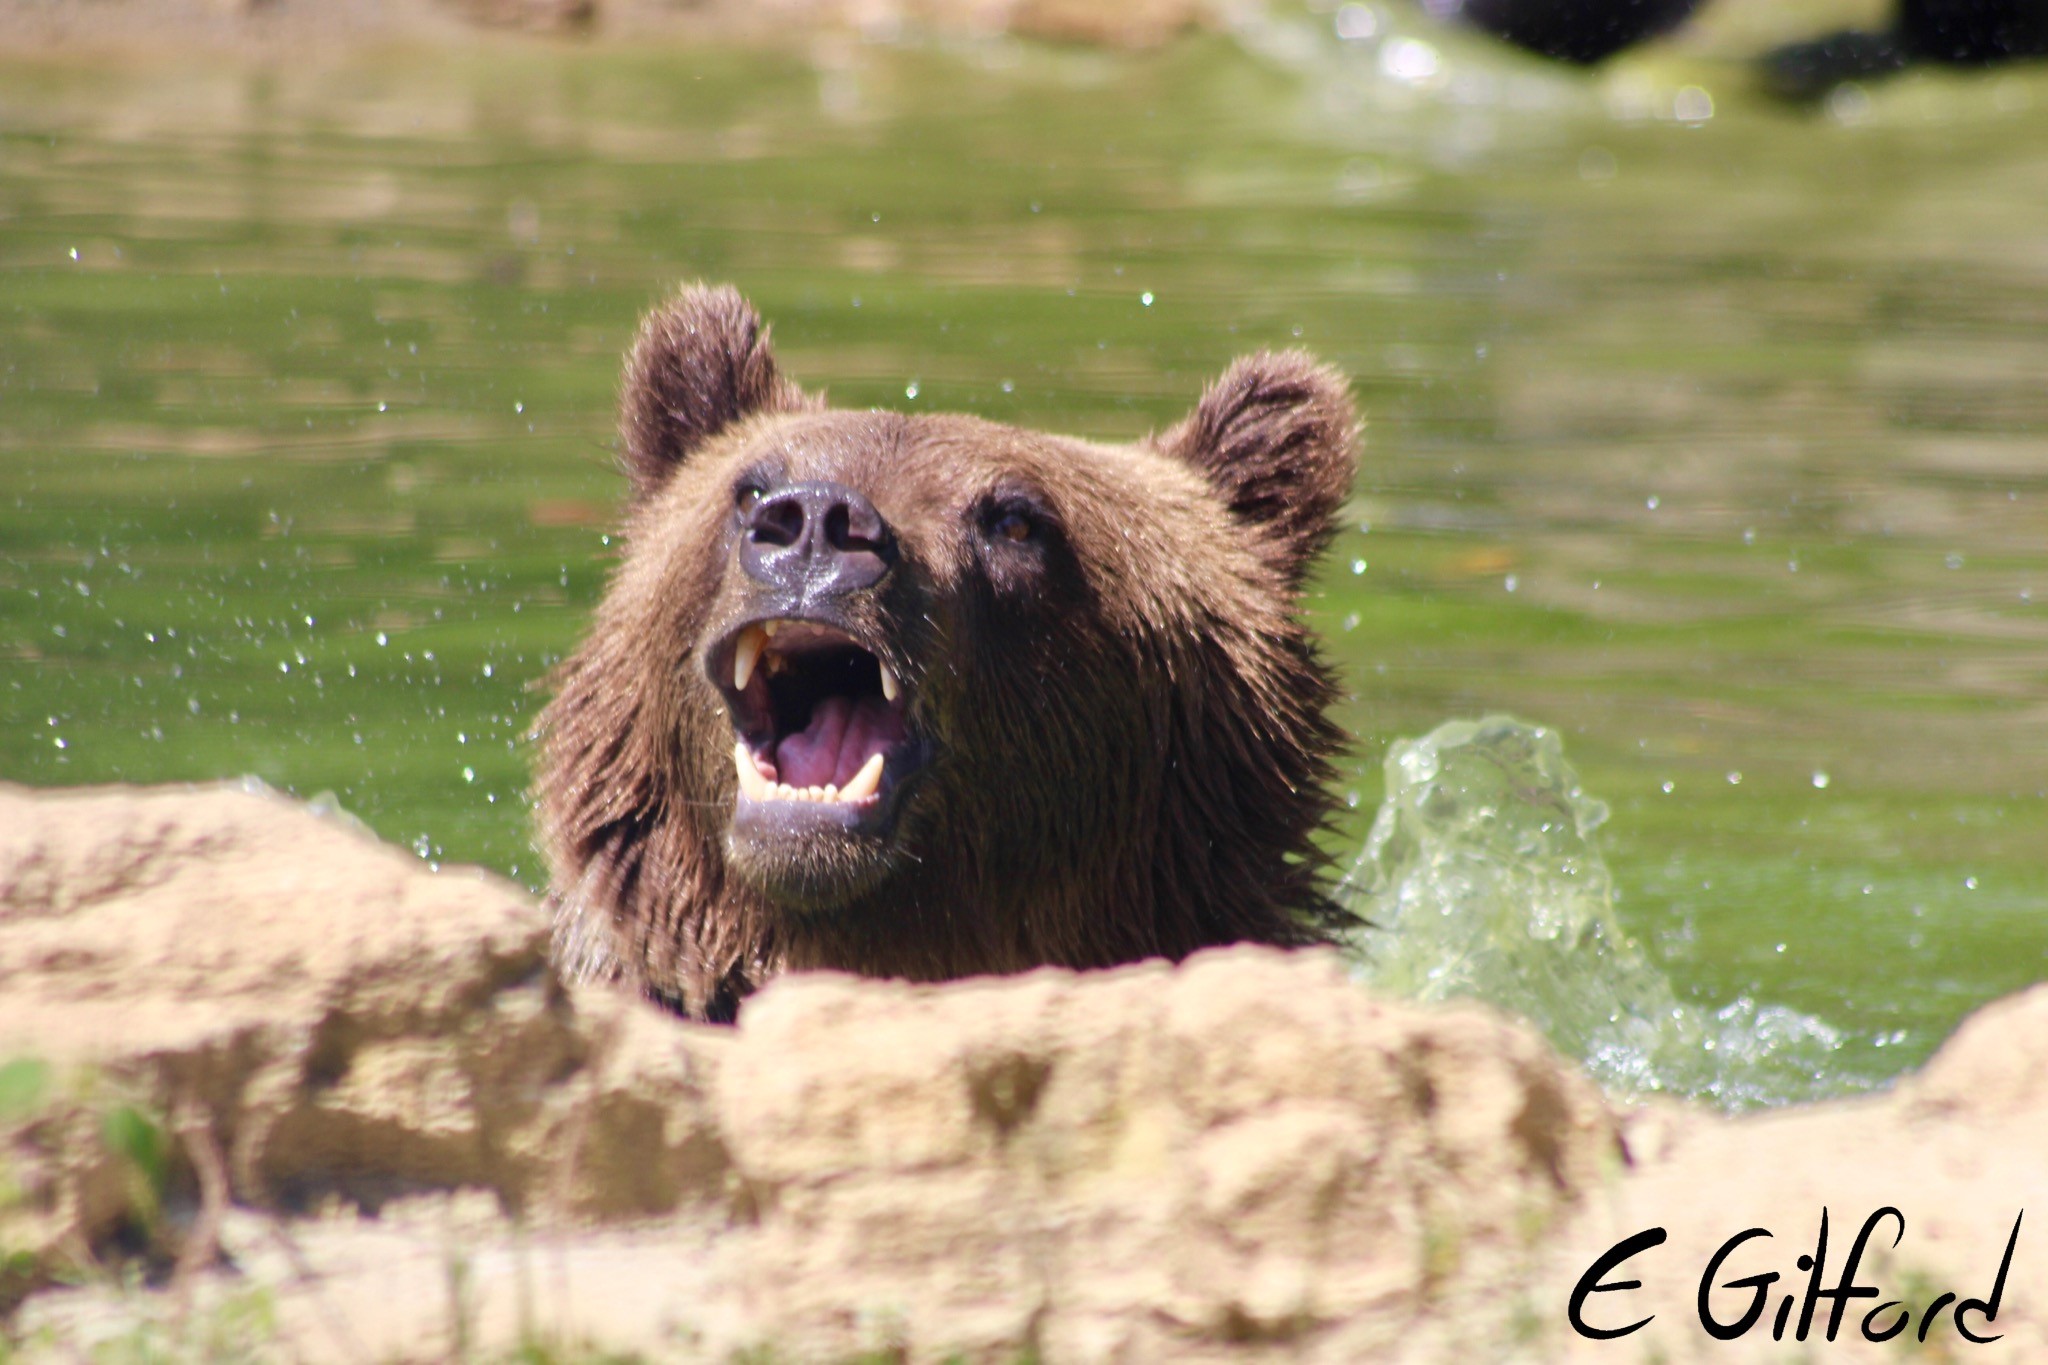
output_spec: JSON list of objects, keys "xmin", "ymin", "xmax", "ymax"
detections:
[{"xmin": 4, "ymin": 17, "xmax": 2045, "ymax": 1101}]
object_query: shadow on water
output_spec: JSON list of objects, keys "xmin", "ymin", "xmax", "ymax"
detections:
[{"xmin": 2, "ymin": 8, "xmax": 2046, "ymax": 1099}]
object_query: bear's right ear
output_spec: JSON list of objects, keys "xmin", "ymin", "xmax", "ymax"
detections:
[
  {"xmin": 618, "ymin": 283, "xmax": 814, "ymax": 502},
  {"xmin": 1159, "ymin": 350, "xmax": 1359, "ymax": 588}
]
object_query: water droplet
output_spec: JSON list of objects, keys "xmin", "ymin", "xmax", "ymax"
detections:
[
  {"xmin": 1504, "ymin": 575, "xmax": 1518, "ymax": 593},
  {"xmin": 1661, "ymin": 780, "xmax": 1674, "ymax": 794},
  {"xmin": 1351, "ymin": 558, "xmax": 1367, "ymax": 575},
  {"xmin": 1965, "ymin": 876, "xmax": 1978, "ymax": 890},
  {"xmin": 376, "ymin": 632, "xmax": 389, "ymax": 646},
  {"xmin": 514, "ymin": 401, "xmax": 524, "ymax": 414},
  {"xmin": 1826, "ymin": 82, "xmax": 1872, "ymax": 125},
  {"xmin": 463, "ymin": 767, "xmax": 475, "ymax": 783},
  {"xmin": 1645, "ymin": 495, "xmax": 1660, "ymax": 510},
  {"xmin": 1726, "ymin": 771, "xmax": 1742, "ymax": 785},
  {"xmin": 1811, "ymin": 772, "xmax": 1829, "ymax": 789},
  {"xmin": 1140, "ymin": 291, "xmax": 1154, "ymax": 306},
  {"xmin": 905, "ymin": 381, "xmax": 919, "ymax": 400},
  {"xmin": 1673, "ymin": 86, "xmax": 1714, "ymax": 122},
  {"xmin": 1379, "ymin": 36, "xmax": 1440, "ymax": 84},
  {"xmin": 1334, "ymin": 2, "xmax": 1376, "ymax": 40}
]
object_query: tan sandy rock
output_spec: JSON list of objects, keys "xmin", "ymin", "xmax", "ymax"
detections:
[
  {"xmin": 709, "ymin": 950, "xmax": 1619, "ymax": 1360},
  {"xmin": 0, "ymin": 782, "xmax": 730, "ymax": 1307},
  {"xmin": 3, "ymin": 782, "xmax": 2046, "ymax": 1363}
]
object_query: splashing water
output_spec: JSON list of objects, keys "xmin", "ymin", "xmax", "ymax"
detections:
[{"xmin": 1341, "ymin": 716, "xmax": 1850, "ymax": 1110}]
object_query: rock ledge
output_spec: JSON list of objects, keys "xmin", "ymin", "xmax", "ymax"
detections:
[{"xmin": 1, "ymin": 783, "xmax": 2042, "ymax": 1362}]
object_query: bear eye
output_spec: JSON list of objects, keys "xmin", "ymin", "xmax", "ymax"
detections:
[{"xmin": 981, "ymin": 493, "xmax": 1050, "ymax": 548}]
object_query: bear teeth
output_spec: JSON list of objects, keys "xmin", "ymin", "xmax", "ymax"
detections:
[
  {"xmin": 734, "ymin": 626, "xmax": 767, "ymax": 693},
  {"xmin": 880, "ymin": 662, "xmax": 900, "ymax": 704},
  {"xmin": 732, "ymin": 742, "xmax": 885, "ymax": 806},
  {"xmin": 838, "ymin": 751, "xmax": 885, "ymax": 802}
]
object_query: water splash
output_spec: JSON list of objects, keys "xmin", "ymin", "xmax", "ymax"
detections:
[{"xmin": 1341, "ymin": 716, "xmax": 1848, "ymax": 1110}]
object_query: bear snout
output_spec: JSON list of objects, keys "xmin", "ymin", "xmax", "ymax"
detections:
[{"xmin": 738, "ymin": 478, "xmax": 895, "ymax": 600}]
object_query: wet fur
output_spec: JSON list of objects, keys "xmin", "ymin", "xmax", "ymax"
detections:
[{"xmin": 535, "ymin": 283, "xmax": 1360, "ymax": 1021}]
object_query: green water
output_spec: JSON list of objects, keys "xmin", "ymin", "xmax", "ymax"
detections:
[{"xmin": 3, "ymin": 14, "xmax": 2045, "ymax": 1101}]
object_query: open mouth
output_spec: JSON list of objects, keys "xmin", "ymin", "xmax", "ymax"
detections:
[{"xmin": 712, "ymin": 617, "xmax": 914, "ymax": 813}]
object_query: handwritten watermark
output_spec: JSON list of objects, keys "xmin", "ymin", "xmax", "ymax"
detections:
[{"xmin": 1568, "ymin": 1208, "xmax": 2024, "ymax": 1345}]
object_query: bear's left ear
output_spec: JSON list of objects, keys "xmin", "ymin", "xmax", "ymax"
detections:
[
  {"xmin": 618, "ymin": 282, "xmax": 816, "ymax": 503},
  {"xmin": 1159, "ymin": 350, "xmax": 1359, "ymax": 587}
]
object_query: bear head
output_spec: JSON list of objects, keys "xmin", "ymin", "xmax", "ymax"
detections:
[{"xmin": 535, "ymin": 283, "xmax": 1358, "ymax": 1020}]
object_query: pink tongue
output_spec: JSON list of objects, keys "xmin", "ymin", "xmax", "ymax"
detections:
[{"xmin": 774, "ymin": 695, "xmax": 905, "ymax": 790}]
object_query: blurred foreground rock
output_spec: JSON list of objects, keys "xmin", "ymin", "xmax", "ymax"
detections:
[{"xmin": 0, "ymin": 782, "xmax": 2043, "ymax": 1361}]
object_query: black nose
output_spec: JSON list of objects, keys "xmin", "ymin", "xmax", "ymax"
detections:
[{"xmin": 739, "ymin": 480, "xmax": 893, "ymax": 597}]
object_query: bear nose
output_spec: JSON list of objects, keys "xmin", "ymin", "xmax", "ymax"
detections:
[{"xmin": 739, "ymin": 480, "xmax": 893, "ymax": 597}]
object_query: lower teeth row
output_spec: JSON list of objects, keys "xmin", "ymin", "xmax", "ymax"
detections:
[{"xmin": 734, "ymin": 742, "xmax": 885, "ymax": 804}]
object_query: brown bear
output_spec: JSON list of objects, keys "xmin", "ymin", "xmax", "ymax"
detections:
[{"xmin": 534, "ymin": 283, "xmax": 1359, "ymax": 1021}]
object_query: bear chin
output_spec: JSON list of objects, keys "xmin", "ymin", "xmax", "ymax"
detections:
[
  {"xmin": 729, "ymin": 818, "xmax": 897, "ymax": 912},
  {"xmin": 725, "ymin": 786, "xmax": 911, "ymax": 913}
]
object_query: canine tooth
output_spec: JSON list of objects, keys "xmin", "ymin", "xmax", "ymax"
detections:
[
  {"xmin": 879, "ymin": 662, "xmax": 900, "ymax": 704},
  {"xmin": 734, "ymin": 627, "xmax": 766, "ymax": 692},
  {"xmin": 733, "ymin": 743, "xmax": 768, "ymax": 801},
  {"xmin": 839, "ymin": 752, "xmax": 885, "ymax": 803},
  {"xmin": 764, "ymin": 620, "xmax": 781, "ymax": 637}
]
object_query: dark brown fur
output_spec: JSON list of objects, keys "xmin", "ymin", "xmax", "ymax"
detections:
[{"xmin": 534, "ymin": 283, "xmax": 1359, "ymax": 1021}]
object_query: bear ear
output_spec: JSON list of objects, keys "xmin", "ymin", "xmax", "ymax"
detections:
[
  {"xmin": 1159, "ymin": 350, "xmax": 1360, "ymax": 587},
  {"xmin": 618, "ymin": 282, "xmax": 814, "ymax": 502}
]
